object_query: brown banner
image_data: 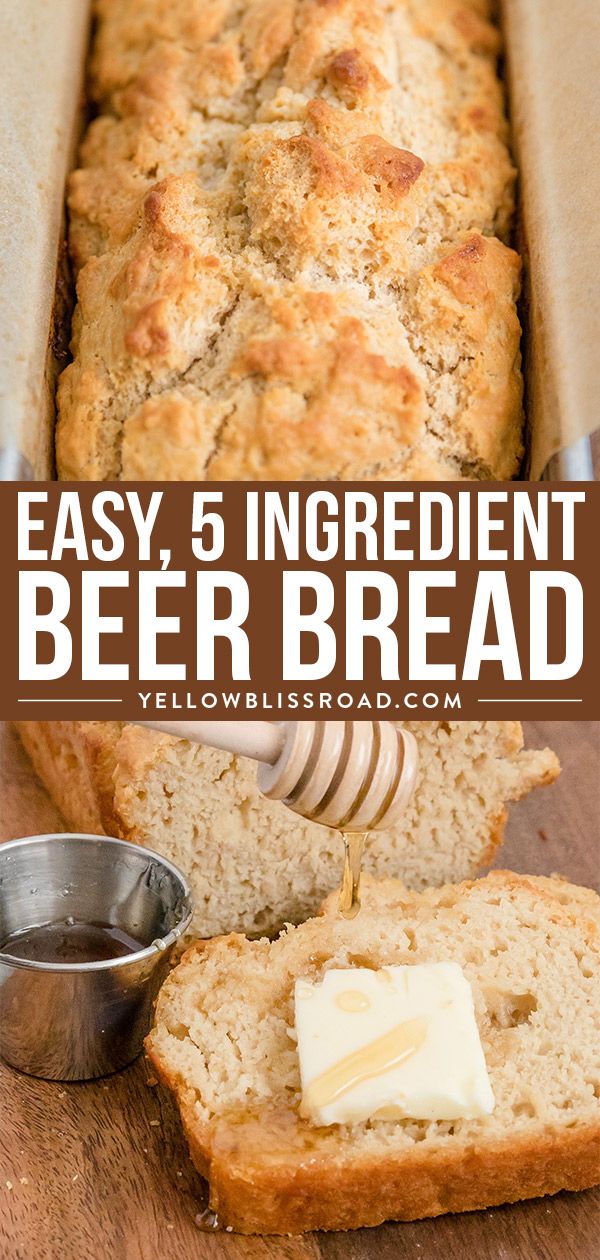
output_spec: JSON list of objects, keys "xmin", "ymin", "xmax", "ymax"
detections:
[{"xmin": 1, "ymin": 482, "xmax": 598, "ymax": 720}]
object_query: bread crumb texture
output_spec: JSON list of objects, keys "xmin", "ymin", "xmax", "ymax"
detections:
[
  {"xmin": 57, "ymin": 0, "xmax": 523, "ymax": 482},
  {"xmin": 16, "ymin": 721, "xmax": 558, "ymax": 939},
  {"xmin": 146, "ymin": 871, "xmax": 600, "ymax": 1233}
]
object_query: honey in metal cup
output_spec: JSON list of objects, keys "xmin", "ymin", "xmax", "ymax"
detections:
[{"xmin": 0, "ymin": 834, "xmax": 193, "ymax": 1080}]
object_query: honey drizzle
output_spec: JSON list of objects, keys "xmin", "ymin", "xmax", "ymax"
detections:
[
  {"xmin": 194, "ymin": 1208, "xmax": 234, "ymax": 1234},
  {"xmin": 302, "ymin": 1017, "xmax": 428, "ymax": 1113},
  {"xmin": 338, "ymin": 832, "xmax": 367, "ymax": 919},
  {"xmin": 195, "ymin": 1209, "xmax": 221, "ymax": 1232}
]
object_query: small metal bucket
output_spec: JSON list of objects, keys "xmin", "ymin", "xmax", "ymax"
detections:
[{"xmin": 0, "ymin": 834, "xmax": 193, "ymax": 1080}]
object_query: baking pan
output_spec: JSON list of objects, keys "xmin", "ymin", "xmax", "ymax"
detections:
[
  {"xmin": 501, "ymin": 0, "xmax": 599, "ymax": 480},
  {"xmin": 0, "ymin": 0, "xmax": 91, "ymax": 480},
  {"xmin": 0, "ymin": 0, "xmax": 596, "ymax": 481}
]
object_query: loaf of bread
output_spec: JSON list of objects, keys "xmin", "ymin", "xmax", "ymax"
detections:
[
  {"xmin": 146, "ymin": 870, "xmax": 600, "ymax": 1234},
  {"xmin": 16, "ymin": 721, "xmax": 558, "ymax": 938},
  {"xmin": 57, "ymin": 0, "xmax": 523, "ymax": 481}
]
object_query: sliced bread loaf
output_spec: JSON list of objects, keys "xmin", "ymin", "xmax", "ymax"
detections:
[
  {"xmin": 146, "ymin": 870, "xmax": 600, "ymax": 1234},
  {"xmin": 16, "ymin": 721, "xmax": 558, "ymax": 938}
]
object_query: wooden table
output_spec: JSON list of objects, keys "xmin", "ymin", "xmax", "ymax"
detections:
[{"xmin": 0, "ymin": 722, "xmax": 598, "ymax": 1260}]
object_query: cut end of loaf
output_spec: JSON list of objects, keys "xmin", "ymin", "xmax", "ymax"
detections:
[{"xmin": 146, "ymin": 871, "xmax": 600, "ymax": 1234}]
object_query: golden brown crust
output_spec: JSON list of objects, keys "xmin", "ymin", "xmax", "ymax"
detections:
[
  {"xmin": 57, "ymin": 0, "xmax": 523, "ymax": 482},
  {"xmin": 145, "ymin": 871, "xmax": 600, "ymax": 1233},
  {"xmin": 478, "ymin": 809, "xmax": 507, "ymax": 868},
  {"xmin": 15, "ymin": 721, "xmax": 124, "ymax": 837},
  {"xmin": 179, "ymin": 1112, "xmax": 600, "ymax": 1234}
]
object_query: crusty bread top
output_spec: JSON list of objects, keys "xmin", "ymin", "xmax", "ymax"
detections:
[
  {"xmin": 147, "ymin": 870, "xmax": 600, "ymax": 1170},
  {"xmin": 57, "ymin": 0, "xmax": 522, "ymax": 482}
]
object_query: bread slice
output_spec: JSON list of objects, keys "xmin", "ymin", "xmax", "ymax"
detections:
[
  {"xmin": 15, "ymin": 722, "xmax": 558, "ymax": 938},
  {"xmin": 146, "ymin": 871, "xmax": 600, "ymax": 1234},
  {"xmin": 57, "ymin": 0, "xmax": 523, "ymax": 482}
]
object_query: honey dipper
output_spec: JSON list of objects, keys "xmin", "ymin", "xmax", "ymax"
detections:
[{"xmin": 137, "ymin": 721, "xmax": 418, "ymax": 831}]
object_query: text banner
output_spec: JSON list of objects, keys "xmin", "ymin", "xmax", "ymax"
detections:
[{"xmin": 1, "ymin": 482, "xmax": 598, "ymax": 720}]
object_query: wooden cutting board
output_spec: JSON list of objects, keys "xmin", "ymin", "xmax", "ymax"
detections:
[{"xmin": 0, "ymin": 721, "xmax": 598, "ymax": 1260}]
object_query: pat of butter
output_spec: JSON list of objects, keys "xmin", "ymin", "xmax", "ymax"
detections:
[{"xmin": 294, "ymin": 963, "xmax": 494, "ymax": 1126}]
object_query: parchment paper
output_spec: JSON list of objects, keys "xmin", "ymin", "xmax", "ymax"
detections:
[
  {"xmin": 0, "ymin": 0, "xmax": 90, "ymax": 479},
  {"xmin": 502, "ymin": 0, "xmax": 600, "ymax": 477}
]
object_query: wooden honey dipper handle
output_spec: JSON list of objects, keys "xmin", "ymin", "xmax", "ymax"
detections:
[{"xmin": 138, "ymin": 721, "xmax": 418, "ymax": 831}]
